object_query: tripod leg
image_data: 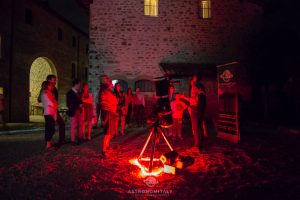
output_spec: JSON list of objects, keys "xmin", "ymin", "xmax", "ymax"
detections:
[
  {"xmin": 138, "ymin": 127, "xmax": 154, "ymax": 159},
  {"xmin": 158, "ymin": 127, "xmax": 174, "ymax": 151},
  {"xmin": 149, "ymin": 127, "xmax": 157, "ymax": 173}
]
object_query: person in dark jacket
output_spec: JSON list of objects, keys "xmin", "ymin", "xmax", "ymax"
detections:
[{"xmin": 66, "ymin": 79, "xmax": 83, "ymax": 145}]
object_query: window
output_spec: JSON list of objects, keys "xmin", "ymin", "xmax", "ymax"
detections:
[
  {"xmin": 72, "ymin": 36, "xmax": 76, "ymax": 48},
  {"xmin": 112, "ymin": 79, "xmax": 128, "ymax": 92},
  {"xmin": 71, "ymin": 63, "xmax": 77, "ymax": 79},
  {"xmin": 144, "ymin": 0, "xmax": 158, "ymax": 17},
  {"xmin": 200, "ymin": 0, "xmax": 211, "ymax": 19},
  {"xmin": 135, "ymin": 80, "xmax": 155, "ymax": 92},
  {"xmin": 58, "ymin": 28, "xmax": 63, "ymax": 41},
  {"xmin": 25, "ymin": 8, "xmax": 33, "ymax": 25}
]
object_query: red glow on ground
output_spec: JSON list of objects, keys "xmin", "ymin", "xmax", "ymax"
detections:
[{"xmin": 129, "ymin": 158, "xmax": 164, "ymax": 177}]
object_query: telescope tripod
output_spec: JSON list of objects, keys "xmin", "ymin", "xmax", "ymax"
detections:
[{"xmin": 137, "ymin": 120, "xmax": 174, "ymax": 172}]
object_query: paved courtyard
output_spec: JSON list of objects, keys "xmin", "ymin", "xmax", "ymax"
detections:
[{"xmin": 0, "ymin": 124, "xmax": 299, "ymax": 199}]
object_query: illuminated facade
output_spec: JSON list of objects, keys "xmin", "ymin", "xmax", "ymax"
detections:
[
  {"xmin": 89, "ymin": 0, "xmax": 262, "ymax": 118},
  {"xmin": 0, "ymin": 0, "xmax": 89, "ymax": 122}
]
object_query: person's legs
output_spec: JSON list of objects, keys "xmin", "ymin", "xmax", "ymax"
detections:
[
  {"xmin": 102, "ymin": 110, "xmax": 109, "ymax": 152},
  {"xmin": 115, "ymin": 115, "xmax": 120, "ymax": 136},
  {"xmin": 87, "ymin": 121, "xmax": 92, "ymax": 140},
  {"xmin": 76, "ymin": 110, "xmax": 83, "ymax": 141},
  {"xmin": 45, "ymin": 115, "xmax": 55, "ymax": 148},
  {"xmin": 56, "ymin": 112, "xmax": 66, "ymax": 143},
  {"xmin": 172, "ymin": 119, "xmax": 177, "ymax": 138},
  {"xmin": 140, "ymin": 105, "xmax": 145, "ymax": 126},
  {"xmin": 94, "ymin": 105, "xmax": 101, "ymax": 128},
  {"xmin": 126, "ymin": 103, "xmax": 132, "ymax": 126},
  {"xmin": 121, "ymin": 115, "xmax": 126, "ymax": 135},
  {"xmin": 70, "ymin": 116, "xmax": 77, "ymax": 143},
  {"xmin": 190, "ymin": 107, "xmax": 200, "ymax": 147},
  {"xmin": 133, "ymin": 105, "xmax": 138, "ymax": 126},
  {"xmin": 174, "ymin": 118, "xmax": 183, "ymax": 139},
  {"xmin": 82, "ymin": 121, "xmax": 86, "ymax": 140},
  {"xmin": 102, "ymin": 111, "xmax": 117, "ymax": 155},
  {"xmin": 198, "ymin": 114, "xmax": 205, "ymax": 149}
]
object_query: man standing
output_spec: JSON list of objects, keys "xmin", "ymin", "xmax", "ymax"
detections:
[
  {"xmin": 188, "ymin": 73, "xmax": 206, "ymax": 152},
  {"xmin": 99, "ymin": 75, "xmax": 118, "ymax": 157},
  {"xmin": 66, "ymin": 79, "xmax": 83, "ymax": 145},
  {"xmin": 38, "ymin": 75, "xmax": 66, "ymax": 145}
]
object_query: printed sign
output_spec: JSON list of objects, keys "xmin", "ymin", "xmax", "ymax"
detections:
[{"xmin": 216, "ymin": 62, "xmax": 240, "ymax": 143}]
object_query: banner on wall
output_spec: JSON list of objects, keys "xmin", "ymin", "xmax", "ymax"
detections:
[{"xmin": 216, "ymin": 62, "xmax": 240, "ymax": 143}]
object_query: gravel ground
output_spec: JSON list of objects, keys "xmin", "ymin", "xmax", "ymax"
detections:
[{"xmin": 0, "ymin": 124, "xmax": 299, "ymax": 200}]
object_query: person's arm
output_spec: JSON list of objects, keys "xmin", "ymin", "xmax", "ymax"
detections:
[{"xmin": 181, "ymin": 101, "xmax": 188, "ymax": 110}]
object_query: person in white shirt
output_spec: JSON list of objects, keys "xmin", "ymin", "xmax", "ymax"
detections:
[{"xmin": 41, "ymin": 81, "xmax": 58, "ymax": 150}]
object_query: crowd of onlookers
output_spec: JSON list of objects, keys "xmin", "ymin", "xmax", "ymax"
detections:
[{"xmin": 39, "ymin": 73, "xmax": 206, "ymax": 156}]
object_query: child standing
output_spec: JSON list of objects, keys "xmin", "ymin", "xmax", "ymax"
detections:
[{"xmin": 170, "ymin": 93, "xmax": 187, "ymax": 140}]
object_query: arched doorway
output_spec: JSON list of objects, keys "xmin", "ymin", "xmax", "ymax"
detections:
[
  {"xmin": 112, "ymin": 79, "xmax": 128, "ymax": 92},
  {"xmin": 29, "ymin": 57, "xmax": 57, "ymax": 122}
]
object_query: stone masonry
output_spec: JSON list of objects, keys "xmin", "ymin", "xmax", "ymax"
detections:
[
  {"xmin": 0, "ymin": 0, "xmax": 89, "ymax": 122},
  {"xmin": 89, "ymin": 0, "xmax": 262, "ymax": 120}
]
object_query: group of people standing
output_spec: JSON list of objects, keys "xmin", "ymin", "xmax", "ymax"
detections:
[
  {"xmin": 168, "ymin": 73, "xmax": 206, "ymax": 152},
  {"xmin": 38, "ymin": 75, "xmax": 66, "ymax": 149},
  {"xmin": 39, "ymin": 74, "xmax": 146, "ymax": 152},
  {"xmin": 39, "ymin": 73, "xmax": 206, "ymax": 154},
  {"xmin": 97, "ymin": 75, "xmax": 147, "ymax": 157},
  {"xmin": 39, "ymin": 75, "xmax": 94, "ymax": 149}
]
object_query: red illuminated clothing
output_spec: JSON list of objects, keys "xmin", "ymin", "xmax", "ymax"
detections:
[
  {"xmin": 100, "ymin": 89, "xmax": 118, "ymax": 113},
  {"xmin": 171, "ymin": 100, "xmax": 187, "ymax": 119},
  {"xmin": 81, "ymin": 92, "xmax": 94, "ymax": 122}
]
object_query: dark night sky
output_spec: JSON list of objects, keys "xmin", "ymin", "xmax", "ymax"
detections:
[{"xmin": 43, "ymin": 0, "xmax": 89, "ymax": 33}]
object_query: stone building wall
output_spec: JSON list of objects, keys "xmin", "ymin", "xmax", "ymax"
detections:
[
  {"xmin": 89, "ymin": 0, "xmax": 262, "ymax": 120},
  {"xmin": 0, "ymin": 0, "xmax": 89, "ymax": 122}
]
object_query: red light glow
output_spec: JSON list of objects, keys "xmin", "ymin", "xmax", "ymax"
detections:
[{"xmin": 129, "ymin": 158, "xmax": 164, "ymax": 177}]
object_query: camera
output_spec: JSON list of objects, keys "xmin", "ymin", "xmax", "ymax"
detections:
[{"xmin": 153, "ymin": 76, "xmax": 177, "ymax": 128}]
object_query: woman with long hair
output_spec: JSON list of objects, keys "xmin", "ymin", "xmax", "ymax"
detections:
[
  {"xmin": 125, "ymin": 87, "xmax": 134, "ymax": 128},
  {"xmin": 81, "ymin": 83, "xmax": 94, "ymax": 141},
  {"xmin": 41, "ymin": 81, "xmax": 58, "ymax": 149},
  {"xmin": 114, "ymin": 82, "xmax": 126, "ymax": 136}
]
